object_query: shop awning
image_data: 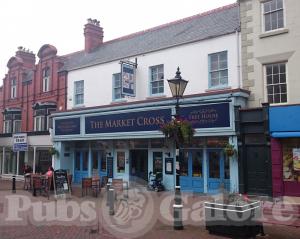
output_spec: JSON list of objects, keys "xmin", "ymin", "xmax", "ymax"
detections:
[{"xmin": 271, "ymin": 132, "xmax": 300, "ymax": 138}]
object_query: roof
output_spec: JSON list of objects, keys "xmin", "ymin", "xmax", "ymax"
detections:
[{"xmin": 62, "ymin": 3, "xmax": 239, "ymax": 71}]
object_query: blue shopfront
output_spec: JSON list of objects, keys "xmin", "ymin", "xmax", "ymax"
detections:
[{"xmin": 52, "ymin": 94, "xmax": 246, "ymax": 193}]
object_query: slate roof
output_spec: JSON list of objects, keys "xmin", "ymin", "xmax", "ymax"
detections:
[{"xmin": 61, "ymin": 3, "xmax": 239, "ymax": 72}]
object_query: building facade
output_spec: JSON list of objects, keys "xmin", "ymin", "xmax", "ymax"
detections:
[
  {"xmin": 52, "ymin": 3, "xmax": 249, "ymax": 193},
  {"xmin": 239, "ymin": 0, "xmax": 300, "ymax": 196},
  {"xmin": 0, "ymin": 45, "xmax": 67, "ymax": 178}
]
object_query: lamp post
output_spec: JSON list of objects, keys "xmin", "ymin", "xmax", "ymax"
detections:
[{"xmin": 167, "ymin": 67, "xmax": 188, "ymax": 230}]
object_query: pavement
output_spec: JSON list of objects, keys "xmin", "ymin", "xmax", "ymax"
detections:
[{"xmin": 1, "ymin": 178, "xmax": 300, "ymax": 239}]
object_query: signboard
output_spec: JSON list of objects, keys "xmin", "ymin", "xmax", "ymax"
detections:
[
  {"xmin": 121, "ymin": 63, "xmax": 135, "ymax": 96},
  {"xmin": 85, "ymin": 109, "xmax": 171, "ymax": 134},
  {"xmin": 53, "ymin": 169, "xmax": 71, "ymax": 199},
  {"xmin": 13, "ymin": 133, "xmax": 28, "ymax": 152},
  {"xmin": 293, "ymin": 148, "xmax": 300, "ymax": 171},
  {"xmin": 55, "ymin": 117, "xmax": 80, "ymax": 135},
  {"xmin": 180, "ymin": 103, "xmax": 230, "ymax": 128},
  {"xmin": 165, "ymin": 158, "xmax": 174, "ymax": 175},
  {"xmin": 107, "ymin": 156, "xmax": 113, "ymax": 178}
]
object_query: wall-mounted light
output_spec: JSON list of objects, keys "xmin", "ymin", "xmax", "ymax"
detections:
[{"xmin": 165, "ymin": 152, "xmax": 171, "ymax": 157}]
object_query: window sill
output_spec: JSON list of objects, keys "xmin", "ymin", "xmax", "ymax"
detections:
[
  {"xmin": 205, "ymin": 86, "xmax": 231, "ymax": 93},
  {"xmin": 259, "ymin": 28, "xmax": 289, "ymax": 39},
  {"xmin": 146, "ymin": 94, "xmax": 166, "ymax": 100},
  {"xmin": 72, "ymin": 104, "xmax": 85, "ymax": 109},
  {"xmin": 110, "ymin": 99, "xmax": 127, "ymax": 104}
]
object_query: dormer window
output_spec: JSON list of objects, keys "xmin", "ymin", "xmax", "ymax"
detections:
[
  {"xmin": 11, "ymin": 78, "xmax": 17, "ymax": 99},
  {"xmin": 42, "ymin": 67, "xmax": 50, "ymax": 92}
]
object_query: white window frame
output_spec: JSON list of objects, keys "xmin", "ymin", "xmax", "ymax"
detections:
[
  {"xmin": 264, "ymin": 62, "xmax": 288, "ymax": 104},
  {"xmin": 13, "ymin": 120, "xmax": 21, "ymax": 133},
  {"xmin": 34, "ymin": 115, "xmax": 45, "ymax": 131},
  {"xmin": 208, "ymin": 51, "xmax": 228, "ymax": 89},
  {"xmin": 42, "ymin": 68, "xmax": 50, "ymax": 92},
  {"xmin": 261, "ymin": 0, "xmax": 285, "ymax": 32},
  {"xmin": 149, "ymin": 65, "xmax": 164, "ymax": 96},
  {"xmin": 3, "ymin": 120, "xmax": 11, "ymax": 133},
  {"xmin": 74, "ymin": 80, "xmax": 84, "ymax": 106},
  {"xmin": 112, "ymin": 73, "xmax": 125, "ymax": 101},
  {"xmin": 11, "ymin": 79, "xmax": 17, "ymax": 99}
]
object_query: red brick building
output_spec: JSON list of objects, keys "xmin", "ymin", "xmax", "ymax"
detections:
[{"xmin": 0, "ymin": 45, "xmax": 67, "ymax": 177}]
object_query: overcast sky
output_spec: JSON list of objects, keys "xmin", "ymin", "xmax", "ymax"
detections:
[{"xmin": 0, "ymin": 0, "xmax": 235, "ymax": 78}]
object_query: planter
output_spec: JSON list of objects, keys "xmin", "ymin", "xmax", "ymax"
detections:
[{"xmin": 204, "ymin": 201, "xmax": 263, "ymax": 237}]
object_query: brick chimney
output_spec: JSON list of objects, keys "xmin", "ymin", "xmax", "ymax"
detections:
[
  {"xmin": 15, "ymin": 46, "xmax": 35, "ymax": 67},
  {"xmin": 84, "ymin": 18, "xmax": 103, "ymax": 53}
]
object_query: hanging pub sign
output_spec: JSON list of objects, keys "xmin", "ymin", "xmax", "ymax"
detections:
[{"xmin": 121, "ymin": 63, "xmax": 135, "ymax": 96}]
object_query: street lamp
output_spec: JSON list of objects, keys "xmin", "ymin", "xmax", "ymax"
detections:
[{"xmin": 167, "ymin": 67, "xmax": 188, "ymax": 230}]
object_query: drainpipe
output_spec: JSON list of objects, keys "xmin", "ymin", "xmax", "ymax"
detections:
[{"xmin": 236, "ymin": 29, "xmax": 241, "ymax": 89}]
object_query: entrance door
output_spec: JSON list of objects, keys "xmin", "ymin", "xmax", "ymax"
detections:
[
  {"xmin": 74, "ymin": 151, "xmax": 89, "ymax": 183},
  {"xmin": 180, "ymin": 150, "xmax": 204, "ymax": 193},
  {"xmin": 246, "ymin": 146, "xmax": 271, "ymax": 195},
  {"xmin": 207, "ymin": 149, "xmax": 230, "ymax": 193},
  {"xmin": 130, "ymin": 150, "xmax": 148, "ymax": 182},
  {"xmin": 92, "ymin": 151, "xmax": 107, "ymax": 178}
]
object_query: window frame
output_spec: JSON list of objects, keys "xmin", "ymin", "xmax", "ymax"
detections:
[
  {"xmin": 112, "ymin": 73, "xmax": 125, "ymax": 101},
  {"xmin": 11, "ymin": 78, "xmax": 17, "ymax": 99},
  {"xmin": 13, "ymin": 120, "xmax": 22, "ymax": 133},
  {"xmin": 149, "ymin": 64, "xmax": 164, "ymax": 96},
  {"xmin": 261, "ymin": 0, "xmax": 285, "ymax": 33},
  {"xmin": 42, "ymin": 67, "xmax": 50, "ymax": 92},
  {"xmin": 74, "ymin": 80, "xmax": 84, "ymax": 106},
  {"xmin": 3, "ymin": 120, "xmax": 12, "ymax": 133},
  {"xmin": 264, "ymin": 62, "xmax": 288, "ymax": 104},
  {"xmin": 208, "ymin": 51, "xmax": 228, "ymax": 89}
]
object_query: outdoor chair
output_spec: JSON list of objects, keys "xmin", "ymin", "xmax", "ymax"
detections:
[
  {"xmin": 67, "ymin": 174, "xmax": 73, "ymax": 192},
  {"xmin": 82, "ymin": 178, "xmax": 92, "ymax": 197},
  {"xmin": 92, "ymin": 176, "xmax": 101, "ymax": 197}
]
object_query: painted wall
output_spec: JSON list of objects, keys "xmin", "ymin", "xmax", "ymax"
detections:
[
  {"xmin": 240, "ymin": 0, "xmax": 300, "ymax": 107},
  {"xmin": 67, "ymin": 33, "xmax": 240, "ymax": 109}
]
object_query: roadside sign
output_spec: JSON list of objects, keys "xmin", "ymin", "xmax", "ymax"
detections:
[{"xmin": 13, "ymin": 133, "xmax": 28, "ymax": 152}]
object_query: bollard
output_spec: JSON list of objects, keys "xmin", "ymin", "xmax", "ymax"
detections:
[
  {"xmin": 106, "ymin": 183, "xmax": 111, "ymax": 206},
  {"xmin": 12, "ymin": 175, "xmax": 16, "ymax": 193},
  {"xmin": 109, "ymin": 188, "xmax": 115, "ymax": 215},
  {"xmin": 173, "ymin": 186, "xmax": 183, "ymax": 230}
]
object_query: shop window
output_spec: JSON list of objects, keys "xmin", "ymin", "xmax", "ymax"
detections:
[
  {"xmin": 266, "ymin": 62, "xmax": 287, "ymax": 104},
  {"xmin": 112, "ymin": 73, "xmax": 124, "ymax": 101},
  {"xmin": 262, "ymin": 0, "xmax": 284, "ymax": 32},
  {"xmin": 209, "ymin": 152, "xmax": 220, "ymax": 178},
  {"xmin": 179, "ymin": 150, "xmax": 189, "ymax": 176},
  {"xmin": 83, "ymin": 152, "xmax": 88, "ymax": 171},
  {"xmin": 75, "ymin": 152, "xmax": 81, "ymax": 170},
  {"xmin": 153, "ymin": 152, "xmax": 163, "ymax": 175},
  {"xmin": 74, "ymin": 80, "xmax": 84, "ymax": 106},
  {"xmin": 117, "ymin": 151, "xmax": 125, "ymax": 173},
  {"xmin": 101, "ymin": 153, "xmax": 106, "ymax": 172},
  {"xmin": 42, "ymin": 67, "xmax": 50, "ymax": 92},
  {"xmin": 224, "ymin": 156, "xmax": 230, "ymax": 179},
  {"xmin": 92, "ymin": 152, "xmax": 98, "ymax": 170},
  {"xmin": 192, "ymin": 151, "xmax": 202, "ymax": 177},
  {"xmin": 208, "ymin": 51, "xmax": 228, "ymax": 88},
  {"xmin": 282, "ymin": 139, "xmax": 300, "ymax": 182},
  {"xmin": 150, "ymin": 64, "xmax": 164, "ymax": 95}
]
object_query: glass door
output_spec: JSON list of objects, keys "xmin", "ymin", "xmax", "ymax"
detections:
[
  {"xmin": 207, "ymin": 149, "xmax": 230, "ymax": 193},
  {"xmin": 74, "ymin": 151, "xmax": 89, "ymax": 184}
]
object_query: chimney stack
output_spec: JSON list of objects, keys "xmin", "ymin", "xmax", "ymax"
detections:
[
  {"xmin": 16, "ymin": 46, "xmax": 35, "ymax": 67},
  {"xmin": 84, "ymin": 18, "xmax": 103, "ymax": 53}
]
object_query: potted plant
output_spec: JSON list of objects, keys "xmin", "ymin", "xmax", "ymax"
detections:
[
  {"xmin": 205, "ymin": 188, "xmax": 264, "ymax": 237},
  {"xmin": 49, "ymin": 147, "xmax": 59, "ymax": 157},
  {"xmin": 160, "ymin": 119, "xmax": 195, "ymax": 146},
  {"xmin": 223, "ymin": 143, "xmax": 236, "ymax": 157}
]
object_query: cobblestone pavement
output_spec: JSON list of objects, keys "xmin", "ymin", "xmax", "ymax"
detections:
[{"xmin": 1, "ymin": 179, "xmax": 300, "ymax": 239}]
